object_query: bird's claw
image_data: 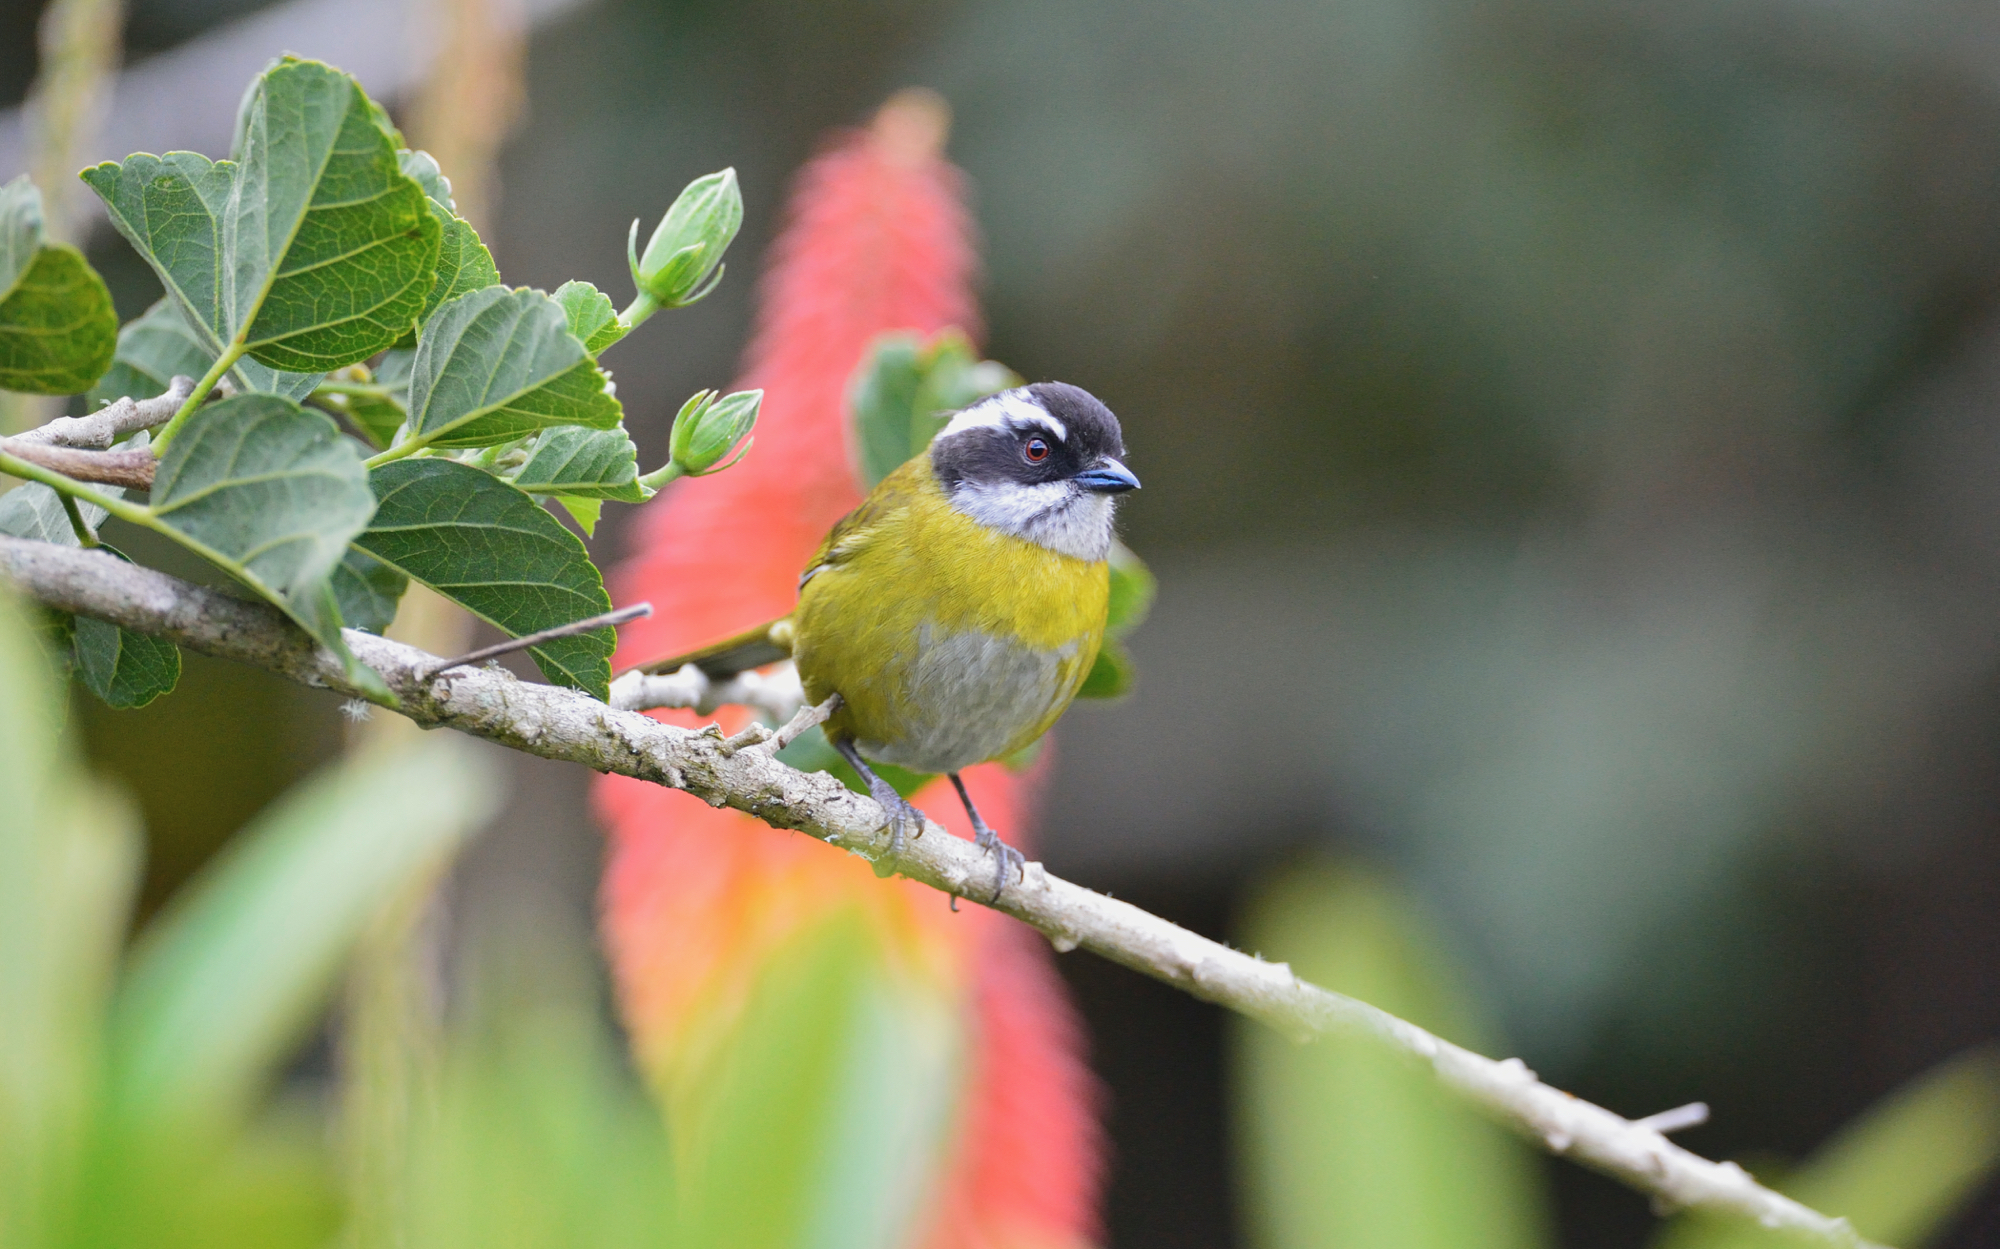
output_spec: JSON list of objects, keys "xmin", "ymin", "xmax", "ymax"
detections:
[
  {"xmin": 864, "ymin": 774, "xmax": 924, "ymax": 858},
  {"xmin": 974, "ymin": 825, "xmax": 1025, "ymax": 903}
]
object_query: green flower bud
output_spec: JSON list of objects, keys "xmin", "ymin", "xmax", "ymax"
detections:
[
  {"xmin": 629, "ymin": 168, "xmax": 742, "ymax": 309},
  {"xmin": 669, "ymin": 387, "xmax": 761, "ymax": 477}
]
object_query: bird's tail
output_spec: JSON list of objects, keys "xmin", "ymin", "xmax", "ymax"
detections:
[{"xmin": 626, "ymin": 617, "xmax": 795, "ymax": 680}]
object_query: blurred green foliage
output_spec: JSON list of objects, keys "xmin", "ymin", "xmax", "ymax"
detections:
[{"xmin": 1233, "ymin": 857, "xmax": 2000, "ymax": 1249}]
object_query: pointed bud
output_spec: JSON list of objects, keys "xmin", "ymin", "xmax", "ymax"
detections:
[
  {"xmin": 669, "ymin": 387, "xmax": 761, "ymax": 477},
  {"xmin": 631, "ymin": 168, "xmax": 743, "ymax": 308}
]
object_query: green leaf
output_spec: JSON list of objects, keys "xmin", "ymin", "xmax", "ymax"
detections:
[
  {"xmin": 353, "ymin": 458, "xmax": 615, "ymax": 697},
  {"xmin": 329, "ymin": 545, "xmax": 407, "ymax": 635},
  {"xmin": 404, "ymin": 286, "xmax": 621, "ymax": 449},
  {"xmin": 1076, "ymin": 635, "xmax": 1135, "ymax": 700},
  {"xmin": 848, "ymin": 328, "xmax": 1019, "ymax": 489},
  {"xmin": 0, "ymin": 177, "xmax": 118, "ymax": 395},
  {"xmin": 0, "ymin": 586, "xmax": 143, "ymax": 1246},
  {"xmin": 106, "ymin": 738, "xmax": 499, "ymax": 1135},
  {"xmin": 553, "ymin": 280, "xmax": 626, "ymax": 355},
  {"xmin": 398, "ymin": 151, "xmax": 501, "ymax": 347},
  {"xmin": 81, "ymin": 58, "xmax": 441, "ymax": 375},
  {"xmin": 87, "ymin": 298, "xmax": 322, "ymax": 411},
  {"xmin": 74, "ymin": 614, "xmax": 181, "ymax": 709},
  {"xmin": 72, "ymin": 546, "xmax": 181, "ymax": 709},
  {"xmin": 0, "ymin": 175, "xmax": 39, "ymax": 299},
  {"xmin": 555, "ymin": 496, "xmax": 603, "ymax": 536},
  {"xmin": 144, "ymin": 394, "xmax": 385, "ymax": 696},
  {"xmin": 397, "ymin": 148, "xmax": 455, "ymax": 211},
  {"xmin": 1106, "ymin": 539, "xmax": 1155, "ymax": 634},
  {"xmin": 670, "ymin": 910, "xmax": 961, "ymax": 1249},
  {"xmin": 1233, "ymin": 860, "xmax": 1550, "ymax": 1249},
  {"xmin": 510, "ymin": 426, "xmax": 648, "ymax": 502},
  {"xmin": 1652, "ymin": 1048, "xmax": 2000, "ymax": 1249},
  {"xmin": 0, "ymin": 479, "xmax": 104, "ymax": 543}
]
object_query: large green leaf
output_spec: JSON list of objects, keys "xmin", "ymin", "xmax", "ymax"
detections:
[
  {"xmin": 1232, "ymin": 860, "xmax": 1550, "ymax": 1249},
  {"xmin": 1653, "ymin": 1048, "xmax": 2000, "ymax": 1249},
  {"xmin": 404, "ymin": 286, "xmax": 621, "ymax": 449},
  {"xmin": 0, "ymin": 177, "xmax": 118, "ymax": 395},
  {"xmin": 509, "ymin": 426, "xmax": 648, "ymax": 502},
  {"xmin": 105, "ymin": 737, "xmax": 500, "ymax": 1135},
  {"xmin": 144, "ymin": 394, "xmax": 384, "ymax": 695},
  {"xmin": 352, "ymin": 458, "xmax": 615, "ymax": 697},
  {"xmin": 88, "ymin": 298, "xmax": 323, "ymax": 410},
  {"xmin": 81, "ymin": 58, "xmax": 440, "ymax": 375}
]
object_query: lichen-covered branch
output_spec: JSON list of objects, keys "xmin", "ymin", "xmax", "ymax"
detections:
[
  {"xmin": 0, "ymin": 437, "xmax": 156, "ymax": 488},
  {"xmin": 11, "ymin": 374, "xmax": 193, "ymax": 448},
  {"xmin": 0, "ymin": 535, "xmax": 1882, "ymax": 1249}
]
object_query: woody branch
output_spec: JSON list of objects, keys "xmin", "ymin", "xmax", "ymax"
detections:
[{"xmin": 0, "ymin": 534, "xmax": 1879, "ymax": 1249}]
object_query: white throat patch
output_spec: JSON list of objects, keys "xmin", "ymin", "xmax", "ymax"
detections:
[{"xmin": 947, "ymin": 478, "xmax": 1115, "ymax": 561}]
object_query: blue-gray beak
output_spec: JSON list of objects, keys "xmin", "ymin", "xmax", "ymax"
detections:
[{"xmin": 1074, "ymin": 458, "xmax": 1140, "ymax": 494}]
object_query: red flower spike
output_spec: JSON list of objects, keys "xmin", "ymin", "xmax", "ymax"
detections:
[{"xmin": 595, "ymin": 91, "xmax": 1104, "ymax": 1249}]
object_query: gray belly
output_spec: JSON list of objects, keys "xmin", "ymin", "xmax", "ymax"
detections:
[{"xmin": 857, "ymin": 622, "xmax": 1078, "ymax": 774}]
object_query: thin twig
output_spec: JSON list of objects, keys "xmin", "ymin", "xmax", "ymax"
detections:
[
  {"xmin": 0, "ymin": 536, "xmax": 1884, "ymax": 1249},
  {"xmin": 12, "ymin": 376, "xmax": 194, "ymax": 448},
  {"xmin": 1634, "ymin": 1103, "xmax": 1711, "ymax": 1136},
  {"xmin": 419, "ymin": 602, "xmax": 653, "ymax": 678},
  {"xmin": 609, "ymin": 658, "xmax": 806, "ymax": 721},
  {"xmin": 0, "ymin": 438, "xmax": 157, "ymax": 489}
]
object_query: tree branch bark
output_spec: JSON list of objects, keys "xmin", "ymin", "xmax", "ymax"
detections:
[
  {"xmin": 0, "ymin": 534, "xmax": 1880, "ymax": 1249},
  {"xmin": 10, "ymin": 375, "xmax": 193, "ymax": 448}
]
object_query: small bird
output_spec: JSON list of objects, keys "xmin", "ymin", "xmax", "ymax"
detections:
[{"xmin": 636, "ymin": 381, "xmax": 1139, "ymax": 898}]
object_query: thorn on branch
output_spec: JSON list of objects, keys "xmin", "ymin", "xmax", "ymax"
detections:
[
  {"xmin": 1633, "ymin": 1101, "xmax": 1711, "ymax": 1136},
  {"xmin": 420, "ymin": 602, "xmax": 652, "ymax": 680}
]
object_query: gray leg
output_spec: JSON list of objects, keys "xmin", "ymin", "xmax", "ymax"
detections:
[
  {"xmin": 950, "ymin": 772, "xmax": 1025, "ymax": 902},
  {"xmin": 833, "ymin": 735, "xmax": 925, "ymax": 858}
]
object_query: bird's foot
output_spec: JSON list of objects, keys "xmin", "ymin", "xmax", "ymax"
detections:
[
  {"xmin": 973, "ymin": 823, "xmax": 1026, "ymax": 903},
  {"xmin": 863, "ymin": 772, "xmax": 926, "ymax": 859}
]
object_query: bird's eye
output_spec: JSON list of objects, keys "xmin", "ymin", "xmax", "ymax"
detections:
[{"xmin": 1024, "ymin": 437, "xmax": 1050, "ymax": 463}]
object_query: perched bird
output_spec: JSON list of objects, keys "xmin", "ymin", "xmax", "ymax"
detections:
[{"xmin": 638, "ymin": 380, "xmax": 1139, "ymax": 897}]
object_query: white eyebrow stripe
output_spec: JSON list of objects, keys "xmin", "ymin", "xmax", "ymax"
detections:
[{"xmin": 938, "ymin": 388, "xmax": 1068, "ymax": 442}]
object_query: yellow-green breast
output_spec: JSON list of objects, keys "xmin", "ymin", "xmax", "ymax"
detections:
[{"xmin": 791, "ymin": 457, "xmax": 1109, "ymax": 773}]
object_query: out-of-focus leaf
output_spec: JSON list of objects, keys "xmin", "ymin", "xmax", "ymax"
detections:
[
  {"xmin": 670, "ymin": 910, "xmax": 961, "ymax": 1249},
  {"xmin": 82, "ymin": 58, "xmax": 440, "ymax": 374},
  {"xmin": 510, "ymin": 426, "xmax": 648, "ymax": 502},
  {"xmin": 0, "ymin": 586, "xmax": 143, "ymax": 1248},
  {"xmin": 1652, "ymin": 1048, "xmax": 2000, "ymax": 1249},
  {"xmin": 105, "ymin": 737, "xmax": 501, "ymax": 1136},
  {"xmin": 354, "ymin": 458, "xmax": 615, "ymax": 697},
  {"xmin": 143, "ymin": 394, "xmax": 384, "ymax": 697},
  {"xmin": 0, "ymin": 479, "xmax": 104, "ymax": 544},
  {"xmin": 1075, "ymin": 636, "xmax": 1136, "ymax": 700},
  {"xmin": 553, "ymin": 280, "xmax": 626, "ymax": 355},
  {"xmin": 1105, "ymin": 539, "xmax": 1155, "ymax": 633},
  {"xmin": 1232, "ymin": 859, "xmax": 1550, "ymax": 1249},
  {"xmin": 848, "ymin": 328, "xmax": 1018, "ymax": 489},
  {"xmin": 330, "ymin": 546, "xmax": 408, "ymax": 635},
  {"xmin": 405, "ymin": 286, "xmax": 621, "ymax": 449},
  {"xmin": 0, "ymin": 177, "xmax": 117, "ymax": 395},
  {"xmin": 775, "ymin": 724, "xmax": 933, "ymax": 800}
]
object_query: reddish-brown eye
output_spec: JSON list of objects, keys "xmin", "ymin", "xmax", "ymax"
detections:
[{"xmin": 1024, "ymin": 437, "xmax": 1050, "ymax": 463}]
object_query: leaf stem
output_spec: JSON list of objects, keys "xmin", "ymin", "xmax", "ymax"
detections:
[
  {"xmin": 150, "ymin": 344, "xmax": 243, "ymax": 455},
  {"xmin": 616, "ymin": 290, "xmax": 660, "ymax": 335},
  {"xmin": 312, "ymin": 380, "xmax": 394, "ymax": 398},
  {"xmin": 59, "ymin": 491, "xmax": 100, "ymax": 547},
  {"xmin": 635, "ymin": 460, "xmax": 685, "ymax": 493},
  {"xmin": 363, "ymin": 438, "xmax": 430, "ymax": 470}
]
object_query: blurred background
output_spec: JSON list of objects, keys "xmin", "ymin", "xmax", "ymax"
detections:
[{"xmin": 7, "ymin": 0, "xmax": 2000, "ymax": 1244}]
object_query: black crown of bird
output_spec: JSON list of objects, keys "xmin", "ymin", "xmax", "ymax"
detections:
[{"xmin": 627, "ymin": 381, "xmax": 1140, "ymax": 898}]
